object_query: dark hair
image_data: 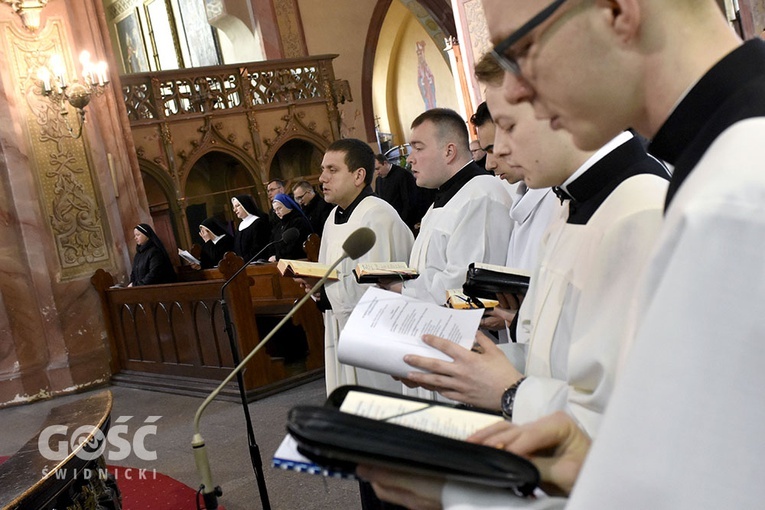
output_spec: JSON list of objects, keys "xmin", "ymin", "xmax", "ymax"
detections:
[
  {"xmin": 374, "ymin": 153, "xmax": 388, "ymax": 164},
  {"xmin": 411, "ymin": 108, "xmax": 470, "ymax": 153},
  {"xmin": 470, "ymin": 102, "xmax": 493, "ymax": 128},
  {"xmin": 474, "ymin": 52, "xmax": 504, "ymax": 86},
  {"xmin": 326, "ymin": 138, "xmax": 375, "ymax": 186},
  {"xmin": 292, "ymin": 180, "xmax": 313, "ymax": 192},
  {"xmin": 267, "ymin": 179, "xmax": 286, "ymax": 188}
]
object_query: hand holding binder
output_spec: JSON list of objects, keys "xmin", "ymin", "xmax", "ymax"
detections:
[{"xmin": 284, "ymin": 386, "xmax": 539, "ymax": 496}]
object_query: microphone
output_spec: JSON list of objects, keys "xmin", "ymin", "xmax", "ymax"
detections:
[
  {"xmin": 194, "ymin": 226, "xmax": 300, "ymax": 509},
  {"xmin": 192, "ymin": 227, "xmax": 376, "ymax": 509}
]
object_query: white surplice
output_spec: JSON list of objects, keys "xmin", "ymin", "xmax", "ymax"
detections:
[
  {"xmin": 319, "ymin": 196, "xmax": 413, "ymax": 395},
  {"xmin": 402, "ymin": 174, "xmax": 512, "ymax": 305},
  {"xmin": 440, "ymin": 41, "xmax": 765, "ymax": 510},
  {"xmin": 400, "ymin": 173, "xmax": 511, "ymax": 401},
  {"xmin": 514, "ymin": 173, "xmax": 667, "ymax": 437}
]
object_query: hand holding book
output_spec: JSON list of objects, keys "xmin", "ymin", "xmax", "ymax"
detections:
[
  {"xmin": 463, "ymin": 262, "xmax": 531, "ymax": 301},
  {"xmin": 336, "ymin": 288, "xmax": 482, "ymax": 378},
  {"xmin": 283, "ymin": 386, "xmax": 539, "ymax": 494},
  {"xmin": 277, "ymin": 259, "xmax": 339, "ymax": 280}
]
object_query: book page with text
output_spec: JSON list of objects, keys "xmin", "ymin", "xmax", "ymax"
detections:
[
  {"xmin": 337, "ymin": 288, "xmax": 482, "ymax": 377},
  {"xmin": 339, "ymin": 391, "xmax": 503, "ymax": 440},
  {"xmin": 178, "ymin": 249, "xmax": 201, "ymax": 266}
]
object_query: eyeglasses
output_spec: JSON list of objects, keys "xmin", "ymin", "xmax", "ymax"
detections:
[
  {"xmin": 293, "ymin": 192, "xmax": 307, "ymax": 202},
  {"xmin": 491, "ymin": 0, "xmax": 569, "ymax": 76}
]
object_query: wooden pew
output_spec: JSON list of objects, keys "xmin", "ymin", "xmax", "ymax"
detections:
[
  {"xmin": 0, "ymin": 391, "xmax": 120, "ymax": 509},
  {"xmin": 91, "ymin": 253, "xmax": 324, "ymax": 401}
]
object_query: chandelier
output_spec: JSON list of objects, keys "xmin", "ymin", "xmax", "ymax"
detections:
[{"xmin": 36, "ymin": 51, "xmax": 109, "ymax": 139}]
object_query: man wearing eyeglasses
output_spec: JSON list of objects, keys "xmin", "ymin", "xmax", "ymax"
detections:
[
  {"xmin": 265, "ymin": 179, "xmax": 287, "ymax": 252},
  {"xmin": 292, "ymin": 180, "xmax": 332, "ymax": 234},
  {"xmin": 360, "ymin": 0, "xmax": 765, "ymax": 509}
]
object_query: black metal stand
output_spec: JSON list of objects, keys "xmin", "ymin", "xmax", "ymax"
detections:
[{"xmin": 220, "ymin": 293, "xmax": 271, "ymax": 510}]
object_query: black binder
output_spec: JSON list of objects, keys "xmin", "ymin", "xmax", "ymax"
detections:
[
  {"xmin": 286, "ymin": 385, "xmax": 540, "ymax": 496},
  {"xmin": 462, "ymin": 262, "xmax": 531, "ymax": 300}
]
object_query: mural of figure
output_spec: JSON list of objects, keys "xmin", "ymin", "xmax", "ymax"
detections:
[{"xmin": 416, "ymin": 41, "xmax": 436, "ymax": 110}]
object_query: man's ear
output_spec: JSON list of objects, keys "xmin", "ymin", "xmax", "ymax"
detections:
[
  {"xmin": 354, "ymin": 167, "xmax": 367, "ymax": 186},
  {"xmin": 444, "ymin": 142, "xmax": 458, "ymax": 164},
  {"xmin": 595, "ymin": 0, "xmax": 641, "ymax": 43}
]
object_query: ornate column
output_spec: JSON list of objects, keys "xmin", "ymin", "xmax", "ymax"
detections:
[{"xmin": 0, "ymin": 0, "xmax": 147, "ymax": 406}]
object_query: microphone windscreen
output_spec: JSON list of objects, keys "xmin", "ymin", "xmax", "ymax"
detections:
[
  {"xmin": 343, "ymin": 227, "xmax": 376, "ymax": 260},
  {"xmin": 282, "ymin": 227, "xmax": 300, "ymax": 244}
]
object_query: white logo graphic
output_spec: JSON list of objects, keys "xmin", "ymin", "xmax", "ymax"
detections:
[{"xmin": 38, "ymin": 416, "xmax": 161, "ymax": 462}]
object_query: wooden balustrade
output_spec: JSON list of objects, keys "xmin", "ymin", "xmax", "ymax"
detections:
[
  {"xmin": 120, "ymin": 54, "xmax": 344, "ymax": 126},
  {"xmin": 91, "ymin": 253, "xmax": 324, "ymax": 401}
]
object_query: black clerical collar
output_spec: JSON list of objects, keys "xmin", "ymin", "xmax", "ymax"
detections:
[
  {"xmin": 334, "ymin": 186, "xmax": 374, "ymax": 225},
  {"xmin": 433, "ymin": 161, "xmax": 489, "ymax": 208},
  {"xmin": 555, "ymin": 135, "xmax": 668, "ymax": 225},
  {"xmin": 649, "ymin": 39, "xmax": 765, "ymax": 209}
]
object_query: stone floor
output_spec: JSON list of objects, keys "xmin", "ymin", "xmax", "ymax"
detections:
[{"xmin": 0, "ymin": 379, "xmax": 362, "ymax": 510}]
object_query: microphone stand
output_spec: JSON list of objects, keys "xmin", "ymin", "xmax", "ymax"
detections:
[
  {"xmin": 193, "ymin": 247, "xmax": 354, "ymax": 510},
  {"xmin": 214, "ymin": 237, "xmax": 288, "ymax": 510}
]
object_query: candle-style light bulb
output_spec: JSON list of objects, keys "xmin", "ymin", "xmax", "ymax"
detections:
[
  {"xmin": 79, "ymin": 51, "xmax": 93, "ymax": 85},
  {"xmin": 96, "ymin": 61, "xmax": 108, "ymax": 86},
  {"xmin": 37, "ymin": 67, "xmax": 51, "ymax": 93},
  {"xmin": 49, "ymin": 54, "xmax": 66, "ymax": 89}
]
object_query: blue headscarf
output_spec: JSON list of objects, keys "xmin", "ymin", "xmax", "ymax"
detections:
[
  {"xmin": 273, "ymin": 193, "xmax": 313, "ymax": 231},
  {"xmin": 273, "ymin": 193, "xmax": 301, "ymax": 212}
]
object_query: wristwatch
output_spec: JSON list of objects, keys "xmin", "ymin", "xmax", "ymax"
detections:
[{"xmin": 500, "ymin": 376, "xmax": 527, "ymax": 420}]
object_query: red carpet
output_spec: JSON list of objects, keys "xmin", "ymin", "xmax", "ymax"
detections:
[
  {"xmin": 110, "ymin": 465, "xmax": 226, "ymax": 509},
  {"xmin": 0, "ymin": 456, "xmax": 225, "ymax": 509}
]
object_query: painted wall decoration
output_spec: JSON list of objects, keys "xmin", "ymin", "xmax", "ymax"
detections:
[{"xmin": 416, "ymin": 40, "xmax": 436, "ymax": 109}]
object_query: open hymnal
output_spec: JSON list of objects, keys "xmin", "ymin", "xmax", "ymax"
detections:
[
  {"xmin": 352, "ymin": 262, "xmax": 419, "ymax": 284},
  {"xmin": 337, "ymin": 287, "xmax": 482, "ymax": 378},
  {"xmin": 178, "ymin": 249, "xmax": 201, "ymax": 266},
  {"xmin": 276, "ymin": 259, "xmax": 338, "ymax": 280},
  {"xmin": 446, "ymin": 289, "xmax": 499, "ymax": 310}
]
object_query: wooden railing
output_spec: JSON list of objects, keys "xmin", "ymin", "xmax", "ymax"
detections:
[
  {"xmin": 91, "ymin": 253, "xmax": 324, "ymax": 401},
  {"xmin": 120, "ymin": 54, "xmax": 344, "ymax": 126}
]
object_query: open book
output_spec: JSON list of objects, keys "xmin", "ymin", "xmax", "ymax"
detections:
[
  {"xmin": 178, "ymin": 249, "xmax": 201, "ymax": 266},
  {"xmin": 337, "ymin": 287, "xmax": 482, "ymax": 378},
  {"xmin": 284, "ymin": 386, "xmax": 540, "ymax": 493},
  {"xmin": 446, "ymin": 289, "xmax": 499, "ymax": 310},
  {"xmin": 337, "ymin": 389, "xmax": 502, "ymax": 438},
  {"xmin": 352, "ymin": 262, "xmax": 419, "ymax": 284},
  {"xmin": 277, "ymin": 259, "xmax": 338, "ymax": 280},
  {"xmin": 463, "ymin": 262, "xmax": 532, "ymax": 300}
]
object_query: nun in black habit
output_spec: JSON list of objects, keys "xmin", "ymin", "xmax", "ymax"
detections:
[
  {"xmin": 198, "ymin": 217, "xmax": 235, "ymax": 269},
  {"xmin": 231, "ymin": 194, "xmax": 271, "ymax": 262},
  {"xmin": 129, "ymin": 223, "xmax": 177, "ymax": 286}
]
